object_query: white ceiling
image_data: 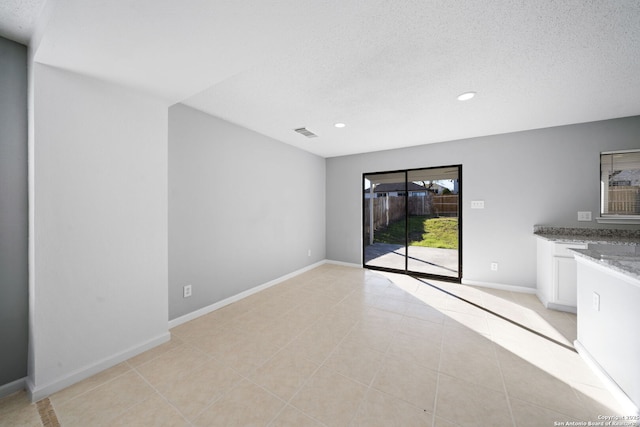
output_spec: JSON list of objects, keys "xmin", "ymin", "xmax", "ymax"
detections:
[
  {"xmin": 0, "ymin": 0, "xmax": 46, "ymax": 45},
  {"xmin": 2, "ymin": 0, "xmax": 640, "ymax": 158}
]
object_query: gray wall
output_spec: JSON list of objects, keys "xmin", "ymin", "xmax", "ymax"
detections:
[
  {"xmin": 168, "ymin": 104, "xmax": 326, "ymax": 320},
  {"xmin": 326, "ymin": 116, "xmax": 640, "ymax": 290},
  {"xmin": 0, "ymin": 37, "xmax": 28, "ymax": 388}
]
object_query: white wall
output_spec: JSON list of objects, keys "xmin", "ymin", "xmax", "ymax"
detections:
[
  {"xmin": 168, "ymin": 104, "xmax": 326, "ymax": 320},
  {"xmin": 29, "ymin": 64, "xmax": 169, "ymax": 399},
  {"xmin": 326, "ymin": 116, "xmax": 640, "ymax": 290}
]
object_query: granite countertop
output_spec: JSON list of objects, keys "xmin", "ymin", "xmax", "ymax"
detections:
[
  {"xmin": 571, "ymin": 247, "xmax": 640, "ymax": 282},
  {"xmin": 533, "ymin": 226, "xmax": 640, "ymax": 245},
  {"xmin": 535, "ymin": 234, "xmax": 640, "ymax": 245}
]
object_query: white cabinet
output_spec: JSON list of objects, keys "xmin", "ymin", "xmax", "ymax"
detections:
[
  {"xmin": 536, "ymin": 238, "xmax": 587, "ymax": 313},
  {"xmin": 575, "ymin": 254, "xmax": 640, "ymax": 409}
]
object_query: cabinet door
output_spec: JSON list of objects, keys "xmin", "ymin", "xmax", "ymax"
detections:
[
  {"xmin": 554, "ymin": 256, "xmax": 578, "ymax": 306},
  {"xmin": 536, "ymin": 239, "xmax": 554, "ymax": 306}
]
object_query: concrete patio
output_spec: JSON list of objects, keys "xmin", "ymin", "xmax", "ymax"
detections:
[{"xmin": 364, "ymin": 243, "xmax": 459, "ymax": 278}]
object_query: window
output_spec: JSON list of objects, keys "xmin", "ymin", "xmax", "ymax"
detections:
[{"xmin": 599, "ymin": 149, "xmax": 640, "ymax": 223}]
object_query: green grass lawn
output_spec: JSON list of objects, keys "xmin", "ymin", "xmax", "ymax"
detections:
[{"xmin": 373, "ymin": 216, "xmax": 458, "ymax": 249}]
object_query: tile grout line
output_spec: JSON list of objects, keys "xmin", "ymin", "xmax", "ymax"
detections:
[
  {"xmin": 325, "ymin": 292, "xmax": 404, "ymax": 426},
  {"xmin": 430, "ymin": 310, "xmax": 447, "ymax": 427},
  {"xmin": 128, "ymin": 364, "xmax": 195, "ymax": 426},
  {"xmin": 263, "ymin": 275, "xmax": 360, "ymax": 426},
  {"xmin": 177, "ymin": 343, "xmax": 278, "ymax": 424},
  {"xmin": 282, "ymin": 308, "xmax": 361, "ymax": 424},
  {"xmin": 179, "ymin": 273, "xmax": 352, "ymax": 426},
  {"xmin": 350, "ymin": 283, "xmax": 437, "ymax": 425},
  {"xmin": 282, "ymin": 278, "xmax": 403, "ymax": 424},
  {"xmin": 40, "ymin": 351, "xmax": 183, "ymax": 426},
  {"xmin": 342, "ymin": 315, "xmax": 386, "ymax": 427},
  {"xmin": 491, "ymin": 334, "xmax": 518, "ymax": 427},
  {"xmin": 47, "ymin": 362, "xmax": 134, "ymax": 409},
  {"xmin": 411, "ymin": 276, "xmax": 577, "ymax": 352},
  {"xmin": 414, "ymin": 274, "xmax": 590, "ymax": 424},
  {"xmin": 183, "ymin": 367, "xmax": 249, "ymax": 424}
]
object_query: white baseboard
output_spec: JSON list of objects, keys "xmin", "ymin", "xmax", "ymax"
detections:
[
  {"xmin": 0, "ymin": 377, "xmax": 27, "ymax": 399},
  {"xmin": 574, "ymin": 340, "xmax": 640, "ymax": 415},
  {"xmin": 461, "ymin": 278, "xmax": 537, "ymax": 294},
  {"xmin": 168, "ymin": 260, "xmax": 328, "ymax": 329},
  {"xmin": 325, "ymin": 259, "xmax": 362, "ymax": 269},
  {"xmin": 544, "ymin": 301, "xmax": 577, "ymax": 314},
  {"xmin": 27, "ymin": 332, "xmax": 170, "ymax": 402}
]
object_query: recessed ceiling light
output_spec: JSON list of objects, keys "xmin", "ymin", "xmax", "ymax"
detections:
[
  {"xmin": 334, "ymin": 123, "xmax": 346, "ymax": 128},
  {"xmin": 457, "ymin": 91, "xmax": 476, "ymax": 101}
]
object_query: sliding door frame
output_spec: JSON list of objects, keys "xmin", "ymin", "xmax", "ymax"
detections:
[{"xmin": 362, "ymin": 164, "xmax": 462, "ymax": 283}]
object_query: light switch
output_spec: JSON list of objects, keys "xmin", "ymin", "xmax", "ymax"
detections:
[{"xmin": 471, "ymin": 200, "xmax": 485, "ymax": 209}]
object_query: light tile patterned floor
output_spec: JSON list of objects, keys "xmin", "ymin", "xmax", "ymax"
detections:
[{"xmin": 1, "ymin": 264, "xmax": 636, "ymax": 426}]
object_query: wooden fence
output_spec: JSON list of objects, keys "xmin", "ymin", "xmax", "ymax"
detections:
[
  {"xmin": 430, "ymin": 195, "xmax": 459, "ymax": 217},
  {"xmin": 364, "ymin": 194, "xmax": 458, "ymax": 241},
  {"xmin": 607, "ymin": 186, "xmax": 639, "ymax": 214}
]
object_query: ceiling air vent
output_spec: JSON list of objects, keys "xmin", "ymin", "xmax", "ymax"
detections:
[{"xmin": 293, "ymin": 127, "xmax": 318, "ymax": 138}]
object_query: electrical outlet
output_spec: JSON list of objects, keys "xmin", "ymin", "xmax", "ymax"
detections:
[
  {"xmin": 308, "ymin": 249, "xmax": 311, "ymax": 257},
  {"xmin": 183, "ymin": 285, "xmax": 192, "ymax": 298},
  {"xmin": 578, "ymin": 211, "xmax": 592, "ymax": 221},
  {"xmin": 592, "ymin": 292, "xmax": 600, "ymax": 311},
  {"xmin": 490, "ymin": 262, "xmax": 498, "ymax": 271}
]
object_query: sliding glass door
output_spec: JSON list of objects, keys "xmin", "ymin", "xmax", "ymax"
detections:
[{"xmin": 363, "ymin": 166, "xmax": 462, "ymax": 282}]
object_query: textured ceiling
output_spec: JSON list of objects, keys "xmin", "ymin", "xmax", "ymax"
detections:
[
  {"xmin": 4, "ymin": 0, "xmax": 640, "ymax": 158},
  {"xmin": 0, "ymin": 0, "xmax": 46, "ymax": 44}
]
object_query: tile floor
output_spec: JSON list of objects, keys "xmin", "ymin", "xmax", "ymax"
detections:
[{"xmin": 1, "ymin": 264, "xmax": 637, "ymax": 426}]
